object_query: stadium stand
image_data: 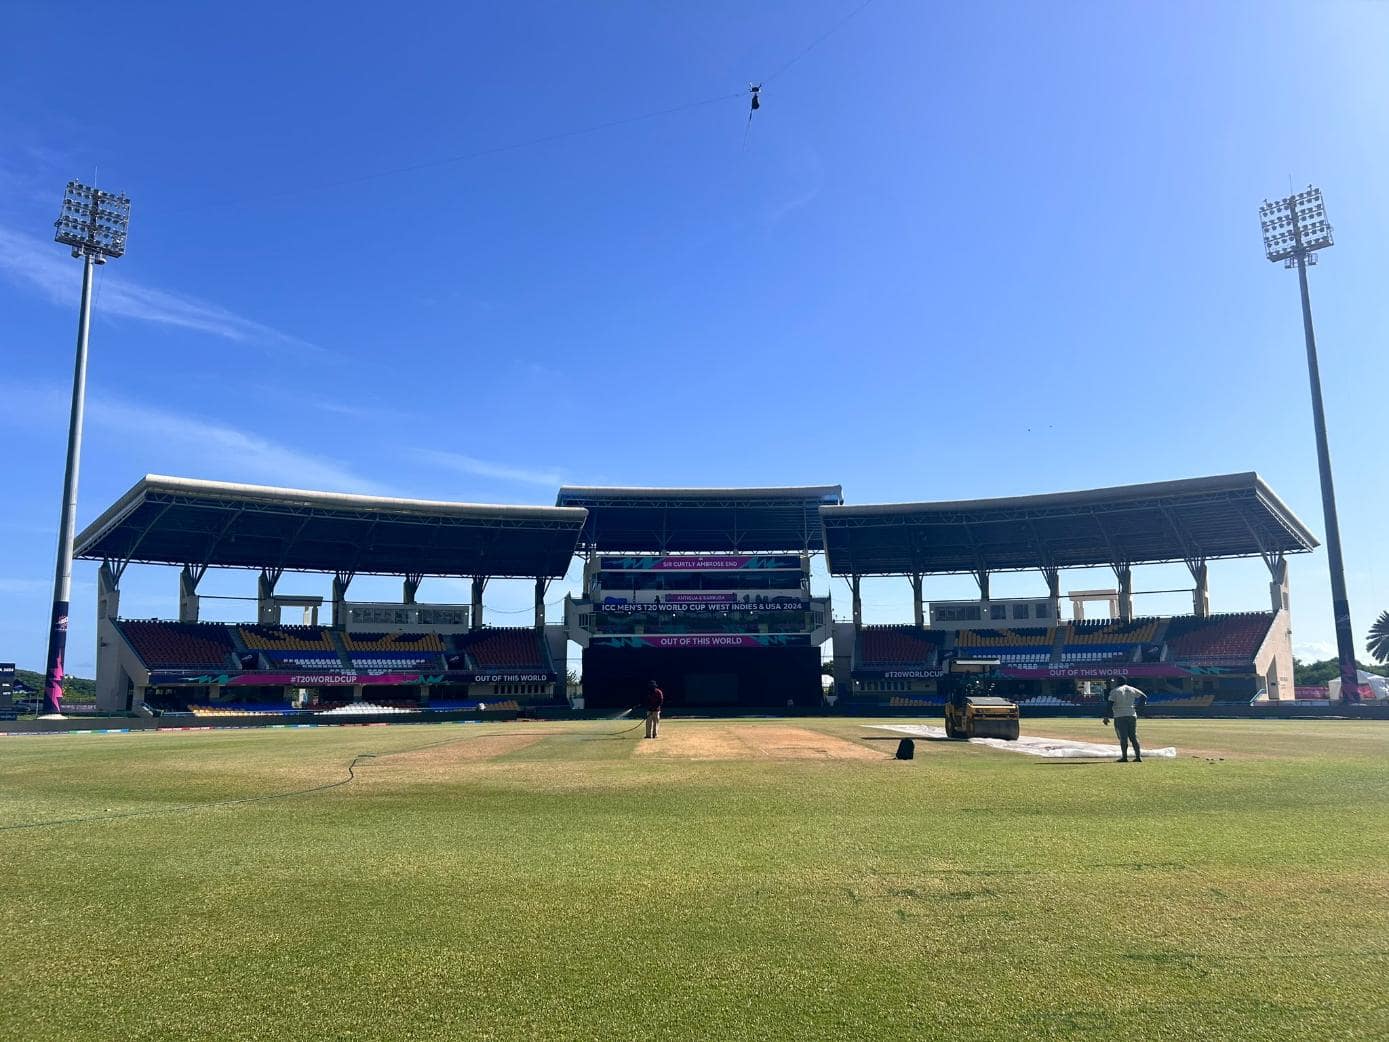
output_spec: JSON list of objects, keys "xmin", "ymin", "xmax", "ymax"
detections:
[
  {"xmin": 956, "ymin": 627, "xmax": 1053, "ymax": 666},
  {"xmin": 189, "ymin": 702, "xmax": 297, "ymax": 717},
  {"xmin": 117, "ymin": 621, "xmax": 235, "ymax": 670},
  {"xmin": 459, "ymin": 628, "xmax": 551, "ymax": 670},
  {"xmin": 341, "ymin": 632, "xmax": 446, "ymax": 652},
  {"xmin": 1164, "ymin": 613, "xmax": 1273, "ymax": 664},
  {"xmin": 888, "ymin": 695, "xmax": 943, "ymax": 708},
  {"xmin": 957, "ymin": 627, "xmax": 1054, "ymax": 648},
  {"xmin": 345, "ymin": 655, "xmax": 441, "ymax": 669},
  {"xmin": 1064, "ymin": 618, "xmax": 1161, "ymax": 644},
  {"xmin": 857, "ymin": 625, "xmax": 947, "ymax": 667},
  {"xmin": 239, "ymin": 625, "xmax": 335, "ymax": 651},
  {"xmin": 1057, "ymin": 646, "xmax": 1136, "ymax": 664},
  {"xmin": 339, "ymin": 633, "xmax": 445, "ymax": 669},
  {"xmin": 268, "ymin": 654, "xmax": 344, "ymax": 669},
  {"xmin": 1058, "ymin": 619, "xmax": 1162, "ymax": 665}
]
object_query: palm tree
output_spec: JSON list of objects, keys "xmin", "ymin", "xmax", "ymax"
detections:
[{"xmin": 1367, "ymin": 610, "xmax": 1389, "ymax": 665}]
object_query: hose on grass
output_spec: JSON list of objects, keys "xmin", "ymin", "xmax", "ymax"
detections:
[{"xmin": 0, "ymin": 716, "xmax": 646, "ymax": 834}]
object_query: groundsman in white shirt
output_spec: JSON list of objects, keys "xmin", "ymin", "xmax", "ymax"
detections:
[{"xmin": 1102, "ymin": 680, "xmax": 1147, "ymax": 763}]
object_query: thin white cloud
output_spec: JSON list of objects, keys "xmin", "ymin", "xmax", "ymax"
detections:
[
  {"xmin": 0, "ymin": 225, "xmax": 317, "ymax": 350},
  {"xmin": 1, "ymin": 380, "xmax": 392, "ymax": 495},
  {"xmin": 418, "ymin": 448, "xmax": 562, "ymax": 488},
  {"xmin": 1293, "ymin": 640, "xmax": 1335, "ymax": 661},
  {"xmin": 86, "ymin": 394, "xmax": 393, "ymax": 494},
  {"xmin": 762, "ymin": 146, "xmax": 824, "ymax": 225}
]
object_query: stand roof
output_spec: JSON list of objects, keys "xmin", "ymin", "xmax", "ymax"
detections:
[
  {"xmin": 75, "ymin": 476, "xmax": 587, "ymax": 578},
  {"xmin": 820, "ymin": 473, "xmax": 1317, "ymax": 576},
  {"xmin": 556, "ymin": 485, "xmax": 843, "ymax": 553}
]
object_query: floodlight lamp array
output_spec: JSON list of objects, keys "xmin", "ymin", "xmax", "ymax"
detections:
[
  {"xmin": 53, "ymin": 180, "xmax": 131, "ymax": 261},
  {"xmin": 1258, "ymin": 185, "xmax": 1332, "ymax": 265}
]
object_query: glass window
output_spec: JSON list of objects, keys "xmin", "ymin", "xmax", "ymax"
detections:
[
  {"xmin": 990, "ymin": 604, "xmax": 1007, "ymax": 620},
  {"xmin": 1012, "ymin": 603, "xmax": 1030, "ymax": 619}
]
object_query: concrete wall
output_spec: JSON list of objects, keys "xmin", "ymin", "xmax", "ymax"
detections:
[
  {"xmin": 830, "ymin": 622, "xmax": 855, "ymax": 699},
  {"xmin": 544, "ymin": 624, "xmax": 569, "ymax": 701},
  {"xmin": 1253, "ymin": 609, "xmax": 1295, "ymax": 702}
]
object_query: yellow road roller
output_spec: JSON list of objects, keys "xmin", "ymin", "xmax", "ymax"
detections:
[{"xmin": 942, "ymin": 657, "xmax": 1021, "ymax": 741}]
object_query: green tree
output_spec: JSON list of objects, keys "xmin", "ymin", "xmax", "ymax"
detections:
[
  {"xmin": 1293, "ymin": 658, "xmax": 1389, "ymax": 686},
  {"xmin": 1367, "ymin": 610, "xmax": 1389, "ymax": 665}
]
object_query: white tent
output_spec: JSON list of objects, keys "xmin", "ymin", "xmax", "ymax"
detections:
[{"xmin": 1329, "ymin": 670, "xmax": 1389, "ymax": 702}]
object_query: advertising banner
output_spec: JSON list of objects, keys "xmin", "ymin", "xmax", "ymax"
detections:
[
  {"xmin": 146, "ymin": 669, "xmax": 554, "ymax": 687},
  {"xmin": 0, "ymin": 662, "xmax": 14, "ymax": 710},
  {"xmin": 853, "ymin": 668, "xmax": 945, "ymax": 680},
  {"xmin": 597, "ymin": 599, "xmax": 805, "ymax": 614},
  {"xmin": 997, "ymin": 663, "xmax": 1227, "ymax": 680},
  {"xmin": 599, "ymin": 555, "xmax": 801, "ymax": 571},
  {"xmin": 589, "ymin": 634, "xmax": 811, "ymax": 649}
]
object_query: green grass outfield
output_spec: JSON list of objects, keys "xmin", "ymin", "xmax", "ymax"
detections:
[{"xmin": 1, "ymin": 717, "xmax": 1385, "ymax": 1041}]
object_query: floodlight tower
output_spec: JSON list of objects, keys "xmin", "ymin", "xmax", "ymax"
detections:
[
  {"xmin": 1258, "ymin": 185, "xmax": 1358, "ymax": 703},
  {"xmin": 40, "ymin": 181, "xmax": 131, "ymax": 716}
]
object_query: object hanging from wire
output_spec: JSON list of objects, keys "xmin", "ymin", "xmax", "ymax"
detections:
[{"xmin": 744, "ymin": 83, "xmax": 762, "ymax": 148}]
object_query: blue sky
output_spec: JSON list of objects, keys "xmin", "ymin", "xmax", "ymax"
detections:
[{"xmin": 2, "ymin": 1, "xmax": 1387, "ymax": 676}]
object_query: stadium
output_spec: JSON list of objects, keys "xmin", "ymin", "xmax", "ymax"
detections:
[
  {"xmin": 7, "ymin": 7, "xmax": 1389, "ymax": 1041},
  {"xmin": 72, "ymin": 470, "xmax": 1318, "ymax": 721}
]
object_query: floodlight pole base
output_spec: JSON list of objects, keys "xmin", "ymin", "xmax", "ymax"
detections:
[
  {"xmin": 41, "ymin": 252, "xmax": 95, "ymax": 716},
  {"xmin": 1295, "ymin": 253, "xmax": 1358, "ymax": 704}
]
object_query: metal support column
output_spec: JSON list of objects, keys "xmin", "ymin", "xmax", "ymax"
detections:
[
  {"xmin": 470, "ymin": 576, "xmax": 488, "ymax": 631},
  {"xmin": 40, "ymin": 253, "xmax": 95, "ymax": 715},
  {"xmin": 534, "ymin": 577, "xmax": 549, "ymax": 630},
  {"xmin": 1115, "ymin": 566, "xmax": 1133, "ymax": 622},
  {"xmin": 1295, "ymin": 252, "xmax": 1358, "ymax": 700},
  {"xmin": 1189, "ymin": 561, "xmax": 1209, "ymax": 619}
]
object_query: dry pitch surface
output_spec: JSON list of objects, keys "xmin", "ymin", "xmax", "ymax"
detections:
[{"xmin": 1, "ymin": 716, "xmax": 1385, "ymax": 1041}]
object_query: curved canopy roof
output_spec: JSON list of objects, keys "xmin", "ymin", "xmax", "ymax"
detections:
[
  {"xmin": 821, "ymin": 473, "xmax": 1317, "ymax": 576},
  {"xmin": 556, "ymin": 485, "xmax": 843, "ymax": 553},
  {"xmin": 75, "ymin": 476, "xmax": 587, "ymax": 578}
]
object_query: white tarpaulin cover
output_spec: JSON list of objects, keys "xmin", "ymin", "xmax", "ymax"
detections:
[{"xmin": 870, "ymin": 724, "xmax": 1177, "ymax": 759}]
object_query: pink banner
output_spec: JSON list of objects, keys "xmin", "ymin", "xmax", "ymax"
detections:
[
  {"xmin": 656, "ymin": 556, "xmax": 750, "ymax": 570},
  {"xmin": 223, "ymin": 671, "xmax": 427, "ymax": 686},
  {"xmin": 665, "ymin": 593, "xmax": 737, "ymax": 604},
  {"xmin": 628, "ymin": 635, "xmax": 769, "ymax": 648},
  {"xmin": 1000, "ymin": 663, "xmax": 1199, "ymax": 679}
]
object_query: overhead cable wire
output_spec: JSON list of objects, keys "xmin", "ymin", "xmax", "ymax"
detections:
[
  {"xmin": 761, "ymin": 0, "xmax": 882, "ymax": 84},
  {"xmin": 161, "ymin": 2, "xmax": 885, "ymax": 216}
]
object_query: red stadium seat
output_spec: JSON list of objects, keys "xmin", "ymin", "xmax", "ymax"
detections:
[{"xmin": 117, "ymin": 621, "xmax": 236, "ymax": 670}]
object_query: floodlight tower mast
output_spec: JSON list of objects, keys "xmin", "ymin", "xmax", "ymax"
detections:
[
  {"xmin": 1258, "ymin": 185, "xmax": 1358, "ymax": 703},
  {"xmin": 40, "ymin": 181, "xmax": 131, "ymax": 716}
]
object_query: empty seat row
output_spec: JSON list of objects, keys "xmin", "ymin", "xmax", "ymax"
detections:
[
  {"xmin": 857, "ymin": 626, "xmax": 945, "ymax": 666},
  {"xmin": 118, "ymin": 621, "xmax": 235, "ymax": 669}
]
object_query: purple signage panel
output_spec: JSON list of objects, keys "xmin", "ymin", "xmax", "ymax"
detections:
[
  {"xmin": 590, "ymin": 634, "xmax": 811, "ymax": 649},
  {"xmin": 598, "ymin": 599, "xmax": 805, "ymax": 614},
  {"xmin": 632, "ymin": 635, "xmax": 767, "ymax": 648},
  {"xmin": 999, "ymin": 663, "xmax": 1200, "ymax": 680},
  {"xmin": 599, "ymin": 555, "xmax": 801, "ymax": 571},
  {"xmin": 145, "ymin": 669, "xmax": 524, "ymax": 687},
  {"xmin": 854, "ymin": 668, "xmax": 945, "ymax": 680},
  {"xmin": 225, "ymin": 671, "xmax": 424, "ymax": 686}
]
